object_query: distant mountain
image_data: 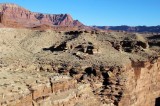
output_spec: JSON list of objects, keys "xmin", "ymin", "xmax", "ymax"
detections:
[
  {"xmin": 93, "ymin": 25, "xmax": 160, "ymax": 33},
  {"xmin": 0, "ymin": 3, "xmax": 159, "ymax": 33},
  {"xmin": 0, "ymin": 3, "xmax": 83, "ymax": 28}
]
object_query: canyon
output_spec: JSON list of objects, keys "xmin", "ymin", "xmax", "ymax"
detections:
[
  {"xmin": 0, "ymin": 3, "xmax": 160, "ymax": 106},
  {"xmin": 0, "ymin": 28, "xmax": 159, "ymax": 106}
]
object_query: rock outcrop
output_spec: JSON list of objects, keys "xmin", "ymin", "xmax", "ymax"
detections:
[
  {"xmin": 0, "ymin": 28, "xmax": 159, "ymax": 106},
  {"xmin": 0, "ymin": 3, "xmax": 83, "ymax": 28},
  {"xmin": 119, "ymin": 58, "xmax": 160, "ymax": 106},
  {"xmin": 0, "ymin": 2, "xmax": 160, "ymax": 105},
  {"xmin": 0, "ymin": 69, "xmax": 101, "ymax": 106}
]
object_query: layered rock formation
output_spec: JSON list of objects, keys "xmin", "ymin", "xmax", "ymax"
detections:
[
  {"xmin": 0, "ymin": 28, "xmax": 159, "ymax": 106},
  {"xmin": 0, "ymin": 3, "xmax": 160, "ymax": 106},
  {"xmin": 0, "ymin": 69, "xmax": 102, "ymax": 106},
  {"xmin": 120, "ymin": 58, "xmax": 160, "ymax": 106},
  {"xmin": 0, "ymin": 3, "xmax": 83, "ymax": 28},
  {"xmin": 94, "ymin": 25, "xmax": 160, "ymax": 33}
]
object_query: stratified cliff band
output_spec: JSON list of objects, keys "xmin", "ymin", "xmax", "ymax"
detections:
[{"xmin": 0, "ymin": 3, "xmax": 83, "ymax": 28}]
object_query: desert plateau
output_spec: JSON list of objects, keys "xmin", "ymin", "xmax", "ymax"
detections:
[{"xmin": 0, "ymin": 2, "xmax": 160, "ymax": 106}]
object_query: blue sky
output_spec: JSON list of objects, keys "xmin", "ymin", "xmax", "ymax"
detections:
[{"xmin": 0, "ymin": 0, "xmax": 160, "ymax": 26}]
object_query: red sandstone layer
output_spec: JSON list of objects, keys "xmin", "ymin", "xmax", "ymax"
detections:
[{"xmin": 0, "ymin": 3, "xmax": 83, "ymax": 29}]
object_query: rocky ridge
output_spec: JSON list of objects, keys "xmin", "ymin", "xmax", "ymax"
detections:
[
  {"xmin": 0, "ymin": 3, "xmax": 83, "ymax": 28},
  {"xmin": 94, "ymin": 25, "xmax": 160, "ymax": 33}
]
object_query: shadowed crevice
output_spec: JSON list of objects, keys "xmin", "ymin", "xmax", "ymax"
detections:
[{"xmin": 43, "ymin": 42, "xmax": 67, "ymax": 52}]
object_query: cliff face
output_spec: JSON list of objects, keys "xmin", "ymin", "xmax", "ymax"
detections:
[
  {"xmin": 118, "ymin": 58, "xmax": 160, "ymax": 106},
  {"xmin": 0, "ymin": 3, "xmax": 83, "ymax": 28}
]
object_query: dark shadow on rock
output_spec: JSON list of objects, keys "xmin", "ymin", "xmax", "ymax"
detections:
[
  {"xmin": 155, "ymin": 97, "xmax": 160, "ymax": 106},
  {"xmin": 85, "ymin": 67, "xmax": 97, "ymax": 76},
  {"xmin": 43, "ymin": 42, "xmax": 67, "ymax": 52},
  {"xmin": 148, "ymin": 35, "xmax": 160, "ymax": 39}
]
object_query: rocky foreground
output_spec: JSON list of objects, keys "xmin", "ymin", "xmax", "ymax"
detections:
[{"xmin": 0, "ymin": 28, "xmax": 160, "ymax": 106}]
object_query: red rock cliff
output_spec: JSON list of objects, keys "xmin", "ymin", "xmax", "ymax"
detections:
[{"xmin": 0, "ymin": 3, "xmax": 83, "ymax": 28}]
